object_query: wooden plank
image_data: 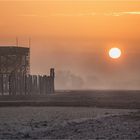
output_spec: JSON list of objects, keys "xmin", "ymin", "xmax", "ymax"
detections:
[
  {"xmin": 0, "ymin": 71, "xmax": 55, "ymax": 96},
  {"xmin": 0, "ymin": 75, "xmax": 4, "ymax": 95}
]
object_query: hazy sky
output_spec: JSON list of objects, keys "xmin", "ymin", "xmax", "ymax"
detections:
[{"xmin": 0, "ymin": 0, "xmax": 140, "ymax": 89}]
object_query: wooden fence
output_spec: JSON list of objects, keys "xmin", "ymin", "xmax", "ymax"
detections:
[{"xmin": 0, "ymin": 74, "xmax": 54, "ymax": 96}]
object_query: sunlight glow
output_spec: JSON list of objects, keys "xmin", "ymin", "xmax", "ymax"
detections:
[{"xmin": 109, "ymin": 48, "xmax": 121, "ymax": 59}]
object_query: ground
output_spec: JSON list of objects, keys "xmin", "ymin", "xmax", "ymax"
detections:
[
  {"xmin": 0, "ymin": 107, "xmax": 140, "ymax": 139},
  {"xmin": 0, "ymin": 91, "xmax": 140, "ymax": 139}
]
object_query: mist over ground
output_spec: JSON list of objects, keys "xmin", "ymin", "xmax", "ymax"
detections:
[
  {"xmin": 28, "ymin": 38, "xmax": 140, "ymax": 90},
  {"xmin": 0, "ymin": 37, "xmax": 140, "ymax": 90}
]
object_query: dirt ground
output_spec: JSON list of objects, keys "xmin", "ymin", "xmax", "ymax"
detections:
[
  {"xmin": 0, "ymin": 107, "xmax": 139, "ymax": 139},
  {"xmin": 0, "ymin": 90, "xmax": 140, "ymax": 109},
  {"xmin": 0, "ymin": 91, "xmax": 140, "ymax": 139}
]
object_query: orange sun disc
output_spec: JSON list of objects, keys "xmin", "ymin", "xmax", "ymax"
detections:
[{"xmin": 109, "ymin": 48, "xmax": 121, "ymax": 59}]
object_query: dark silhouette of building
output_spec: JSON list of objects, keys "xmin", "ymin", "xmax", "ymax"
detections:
[
  {"xmin": 0, "ymin": 46, "xmax": 55, "ymax": 95},
  {"xmin": 0, "ymin": 46, "xmax": 30, "ymax": 75}
]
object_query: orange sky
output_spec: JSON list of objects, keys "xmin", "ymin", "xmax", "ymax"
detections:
[
  {"xmin": 0, "ymin": 1, "xmax": 140, "ymax": 39},
  {"xmin": 0, "ymin": 0, "xmax": 140, "ymax": 89}
]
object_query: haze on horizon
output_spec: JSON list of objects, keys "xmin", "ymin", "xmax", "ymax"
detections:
[{"xmin": 0, "ymin": 0, "xmax": 140, "ymax": 90}]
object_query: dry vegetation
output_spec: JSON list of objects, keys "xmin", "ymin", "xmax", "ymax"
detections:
[
  {"xmin": 0, "ymin": 90, "xmax": 140, "ymax": 139},
  {"xmin": 0, "ymin": 107, "xmax": 139, "ymax": 139},
  {"xmin": 0, "ymin": 90, "xmax": 140, "ymax": 109}
]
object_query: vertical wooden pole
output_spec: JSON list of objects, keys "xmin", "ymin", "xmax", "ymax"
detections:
[
  {"xmin": 50, "ymin": 68, "xmax": 55, "ymax": 93},
  {"xmin": 0, "ymin": 75, "xmax": 4, "ymax": 95}
]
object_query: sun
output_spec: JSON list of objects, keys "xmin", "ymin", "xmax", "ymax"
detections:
[{"xmin": 109, "ymin": 48, "xmax": 121, "ymax": 59}]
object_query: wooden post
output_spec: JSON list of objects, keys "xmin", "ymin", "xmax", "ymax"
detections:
[
  {"xmin": 9, "ymin": 74, "xmax": 12, "ymax": 95},
  {"xmin": 0, "ymin": 70, "xmax": 55, "ymax": 96},
  {"xmin": 28, "ymin": 75, "xmax": 32, "ymax": 95},
  {"xmin": 38, "ymin": 75, "xmax": 42, "ymax": 94},
  {"xmin": 50, "ymin": 68, "xmax": 55, "ymax": 93},
  {"xmin": 0, "ymin": 75, "xmax": 4, "ymax": 95},
  {"xmin": 46, "ymin": 76, "xmax": 50, "ymax": 94}
]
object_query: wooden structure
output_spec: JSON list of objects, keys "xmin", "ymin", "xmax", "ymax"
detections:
[
  {"xmin": 0, "ymin": 46, "xmax": 55, "ymax": 95},
  {"xmin": 0, "ymin": 68, "xmax": 55, "ymax": 96},
  {"xmin": 0, "ymin": 46, "xmax": 30, "ymax": 75}
]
